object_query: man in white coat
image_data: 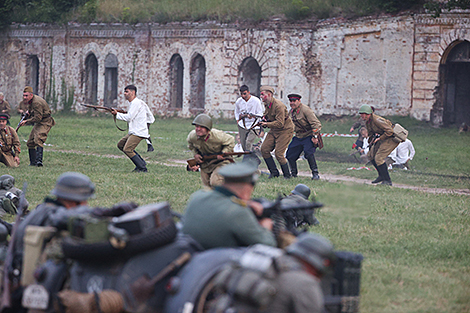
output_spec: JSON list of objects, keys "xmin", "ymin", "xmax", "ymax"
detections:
[
  {"xmin": 111, "ymin": 85, "xmax": 149, "ymax": 172},
  {"xmin": 389, "ymin": 138, "xmax": 415, "ymax": 170}
]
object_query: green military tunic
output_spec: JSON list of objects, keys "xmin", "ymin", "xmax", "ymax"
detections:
[
  {"xmin": 260, "ymin": 98, "xmax": 294, "ymax": 163},
  {"xmin": 0, "ymin": 126, "xmax": 20, "ymax": 167},
  {"xmin": 290, "ymin": 103, "xmax": 321, "ymax": 138},
  {"xmin": 23, "ymin": 95, "xmax": 55, "ymax": 148},
  {"xmin": 365, "ymin": 113, "xmax": 399, "ymax": 166},
  {"xmin": 187, "ymin": 128, "xmax": 235, "ymax": 187},
  {"xmin": 182, "ymin": 186, "xmax": 276, "ymax": 249}
]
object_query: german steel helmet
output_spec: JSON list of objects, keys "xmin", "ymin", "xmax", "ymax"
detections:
[
  {"xmin": 291, "ymin": 184, "xmax": 311, "ymax": 200},
  {"xmin": 0, "ymin": 175, "xmax": 15, "ymax": 190},
  {"xmin": 358, "ymin": 104, "xmax": 373, "ymax": 114},
  {"xmin": 51, "ymin": 172, "xmax": 95, "ymax": 202},
  {"xmin": 285, "ymin": 233, "xmax": 336, "ymax": 275},
  {"xmin": 192, "ymin": 114, "xmax": 212, "ymax": 130}
]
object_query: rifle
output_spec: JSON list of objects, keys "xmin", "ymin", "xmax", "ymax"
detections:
[
  {"xmin": 0, "ymin": 182, "xmax": 28, "ymax": 310},
  {"xmin": 15, "ymin": 113, "xmax": 28, "ymax": 132},
  {"xmin": 81, "ymin": 104, "xmax": 128, "ymax": 131},
  {"xmin": 255, "ymin": 195, "xmax": 323, "ymax": 234},
  {"xmin": 187, "ymin": 151, "xmax": 252, "ymax": 167}
]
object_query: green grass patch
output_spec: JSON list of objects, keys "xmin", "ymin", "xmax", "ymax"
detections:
[{"xmin": 2, "ymin": 114, "xmax": 469, "ymax": 312}]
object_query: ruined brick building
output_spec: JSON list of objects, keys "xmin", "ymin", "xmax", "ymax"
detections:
[{"xmin": 0, "ymin": 12, "xmax": 469, "ymax": 127}]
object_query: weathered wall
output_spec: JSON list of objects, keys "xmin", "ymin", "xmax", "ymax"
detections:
[{"xmin": 0, "ymin": 13, "xmax": 468, "ymax": 123}]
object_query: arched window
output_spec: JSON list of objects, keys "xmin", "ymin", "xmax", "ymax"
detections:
[
  {"xmin": 104, "ymin": 54, "xmax": 118, "ymax": 106},
  {"xmin": 169, "ymin": 54, "xmax": 183, "ymax": 109},
  {"xmin": 238, "ymin": 57, "xmax": 261, "ymax": 97},
  {"xmin": 27, "ymin": 55, "xmax": 39, "ymax": 94},
  {"xmin": 85, "ymin": 53, "xmax": 98, "ymax": 105},
  {"xmin": 441, "ymin": 41, "xmax": 470, "ymax": 126},
  {"xmin": 190, "ymin": 54, "xmax": 206, "ymax": 111}
]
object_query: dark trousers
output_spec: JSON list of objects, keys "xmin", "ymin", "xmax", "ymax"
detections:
[{"xmin": 286, "ymin": 136, "xmax": 316, "ymax": 162}]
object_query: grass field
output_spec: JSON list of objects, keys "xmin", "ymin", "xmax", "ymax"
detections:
[{"xmin": 2, "ymin": 113, "xmax": 470, "ymax": 313}]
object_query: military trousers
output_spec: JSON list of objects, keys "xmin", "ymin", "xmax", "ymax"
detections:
[
  {"xmin": 368, "ymin": 137, "xmax": 399, "ymax": 166},
  {"xmin": 26, "ymin": 123, "xmax": 53, "ymax": 149},
  {"xmin": 117, "ymin": 134, "xmax": 145, "ymax": 158},
  {"xmin": 237, "ymin": 125, "xmax": 257, "ymax": 152},
  {"xmin": 260, "ymin": 129, "xmax": 293, "ymax": 165},
  {"xmin": 0, "ymin": 151, "xmax": 18, "ymax": 168},
  {"xmin": 200, "ymin": 163, "xmax": 225, "ymax": 187},
  {"xmin": 286, "ymin": 136, "xmax": 316, "ymax": 162}
]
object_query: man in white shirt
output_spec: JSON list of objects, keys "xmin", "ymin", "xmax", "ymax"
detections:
[
  {"xmin": 389, "ymin": 138, "xmax": 415, "ymax": 170},
  {"xmin": 234, "ymin": 85, "xmax": 264, "ymax": 164},
  {"xmin": 111, "ymin": 85, "xmax": 149, "ymax": 172}
]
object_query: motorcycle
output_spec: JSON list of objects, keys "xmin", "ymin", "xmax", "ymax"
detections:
[{"xmin": 4, "ymin": 198, "xmax": 362, "ymax": 313}]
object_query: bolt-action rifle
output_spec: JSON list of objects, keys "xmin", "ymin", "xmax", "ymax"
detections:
[
  {"xmin": 187, "ymin": 151, "xmax": 252, "ymax": 167},
  {"xmin": 81, "ymin": 104, "xmax": 128, "ymax": 131},
  {"xmin": 15, "ymin": 113, "xmax": 29, "ymax": 132}
]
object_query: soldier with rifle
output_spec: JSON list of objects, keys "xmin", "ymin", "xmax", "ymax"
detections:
[
  {"xmin": 182, "ymin": 161, "xmax": 276, "ymax": 249},
  {"xmin": 17, "ymin": 86, "xmax": 55, "ymax": 167},
  {"xmin": 258, "ymin": 86, "xmax": 294, "ymax": 179},
  {"xmin": 110, "ymin": 85, "xmax": 150, "ymax": 172},
  {"xmin": 187, "ymin": 114, "xmax": 235, "ymax": 187},
  {"xmin": 0, "ymin": 114, "xmax": 20, "ymax": 168}
]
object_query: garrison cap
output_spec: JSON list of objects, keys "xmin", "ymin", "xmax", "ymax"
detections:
[
  {"xmin": 0, "ymin": 114, "xmax": 9, "ymax": 121},
  {"xmin": 287, "ymin": 94, "xmax": 302, "ymax": 101},
  {"xmin": 23, "ymin": 86, "xmax": 33, "ymax": 93},
  {"xmin": 260, "ymin": 86, "xmax": 275, "ymax": 94},
  {"xmin": 51, "ymin": 172, "xmax": 95, "ymax": 202},
  {"xmin": 219, "ymin": 161, "xmax": 259, "ymax": 184}
]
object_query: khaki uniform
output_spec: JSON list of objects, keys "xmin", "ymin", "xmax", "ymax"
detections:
[
  {"xmin": 0, "ymin": 100, "xmax": 11, "ymax": 115},
  {"xmin": 260, "ymin": 98, "xmax": 294, "ymax": 164},
  {"xmin": 24, "ymin": 95, "xmax": 55, "ymax": 148},
  {"xmin": 0, "ymin": 126, "xmax": 20, "ymax": 167},
  {"xmin": 366, "ymin": 113, "xmax": 399, "ymax": 166},
  {"xmin": 187, "ymin": 128, "xmax": 235, "ymax": 187},
  {"xmin": 182, "ymin": 186, "xmax": 276, "ymax": 249},
  {"xmin": 290, "ymin": 103, "xmax": 321, "ymax": 138}
]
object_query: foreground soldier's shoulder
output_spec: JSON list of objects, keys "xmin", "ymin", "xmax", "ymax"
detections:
[{"xmin": 230, "ymin": 196, "xmax": 248, "ymax": 207}]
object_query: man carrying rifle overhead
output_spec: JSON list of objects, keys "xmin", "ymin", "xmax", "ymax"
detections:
[
  {"xmin": 187, "ymin": 114, "xmax": 235, "ymax": 187},
  {"xmin": 18, "ymin": 86, "xmax": 55, "ymax": 167},
  {"xmin": 111, "ymin": 85, "xmax": 150, "ymax": 172}
]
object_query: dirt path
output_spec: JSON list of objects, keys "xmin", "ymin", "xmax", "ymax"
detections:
[{"xmin": 51, "ymin": 149, "xmax": 470, "ymax": 196}]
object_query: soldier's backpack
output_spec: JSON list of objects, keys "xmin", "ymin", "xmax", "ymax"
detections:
[
  {"xmin": 392, "ymin": 123, "xmax": 408, "ymax": 143},
  {"xmin": 209, "ymin": 244, "xmax": 301, "ymax": 313}
]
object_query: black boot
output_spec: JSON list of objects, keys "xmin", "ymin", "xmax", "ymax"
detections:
[
  {"xmin": 264, "ymin": 157, "xmax": 279, "ymax": 178},
  {"xmin": 306, "ymin": 154, "xmax": 320, "ymax": 180},
  {"xmin": 280, "ymin": 163, "xmax": 291, "ymax": 179},
  {"xmin": 131, "ymin": 155, "xmax": 148, "ymax": 172},
  {"xmin": 288, "ymin": 159, "xmax": 298, "ymax": 177},
  {"xmin": 370, "ymin": 159, "xmax": 383, "ymax": 184},
  {"xmin": 35, "ymin": 147, "xmax": 43, "ymax": 167},
  {"xmin": 147, "ymin": 143, "xmax": 154, "ymax": 152},
  {"xmin": 377, "ymin": 163, "xmax": 392, "ymax": 186},
  {"xmin": 28, "ymin": 149, "xmax": 37, "ymax": 166}
]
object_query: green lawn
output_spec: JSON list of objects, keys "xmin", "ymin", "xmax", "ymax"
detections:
[{"xmin": 3, "ymin": 114, "xmax": 470, "ymax": 313}]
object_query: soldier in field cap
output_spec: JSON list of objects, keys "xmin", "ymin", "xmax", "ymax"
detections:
[
  {"xmin": 286, "ymin": 93, "xmax": 322, "ymax": 180},
  {"xmin": 259, "ymin": 86, "xmax": 294, "ymax": 179},
  {"xmin": 0, "ymin": 113, "xmax": 21, "ymax": 168},
  {"xmin": 182, "ymin": 161, "xmax": 276, "ymax": 250},
  {"xmin": 18, "ymin": 86, "xmax": 55, "ymax": 167}
]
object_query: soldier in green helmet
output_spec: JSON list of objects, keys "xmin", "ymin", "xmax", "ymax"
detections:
[
  {"xmin": 359, "ymin": 104, "xmax": 398, "ymax": 186},
  {"xmin": 187, "ymin": 114, "xmax": 235, "ymax": 187}
]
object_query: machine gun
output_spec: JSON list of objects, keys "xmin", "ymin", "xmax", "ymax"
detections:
[{"xmin": 255, "ymin": 195, "xmax": 323, "ymax": 234}]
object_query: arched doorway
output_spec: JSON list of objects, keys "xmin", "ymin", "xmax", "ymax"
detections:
[
  {"xmin": 190, "ymin": 54, "xmax": 206, "ymax": 112},
  {"xmin": 85, "ymin": 53, "xmax": 98, "ymax": 105},
  {"xmin": 441, "ymin": 41, "xmax": 470, "ymax": 126},
  {"xmin": 169, "ymin": 54, "xmax": 183, "ymax": 109},
  {"xmin": 104, "ymin": 54, "xmax": 118, "ymax": 106},
  {"xmin": 238, "ymin": 57, "xmax": 261, "ymax": 97}
]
